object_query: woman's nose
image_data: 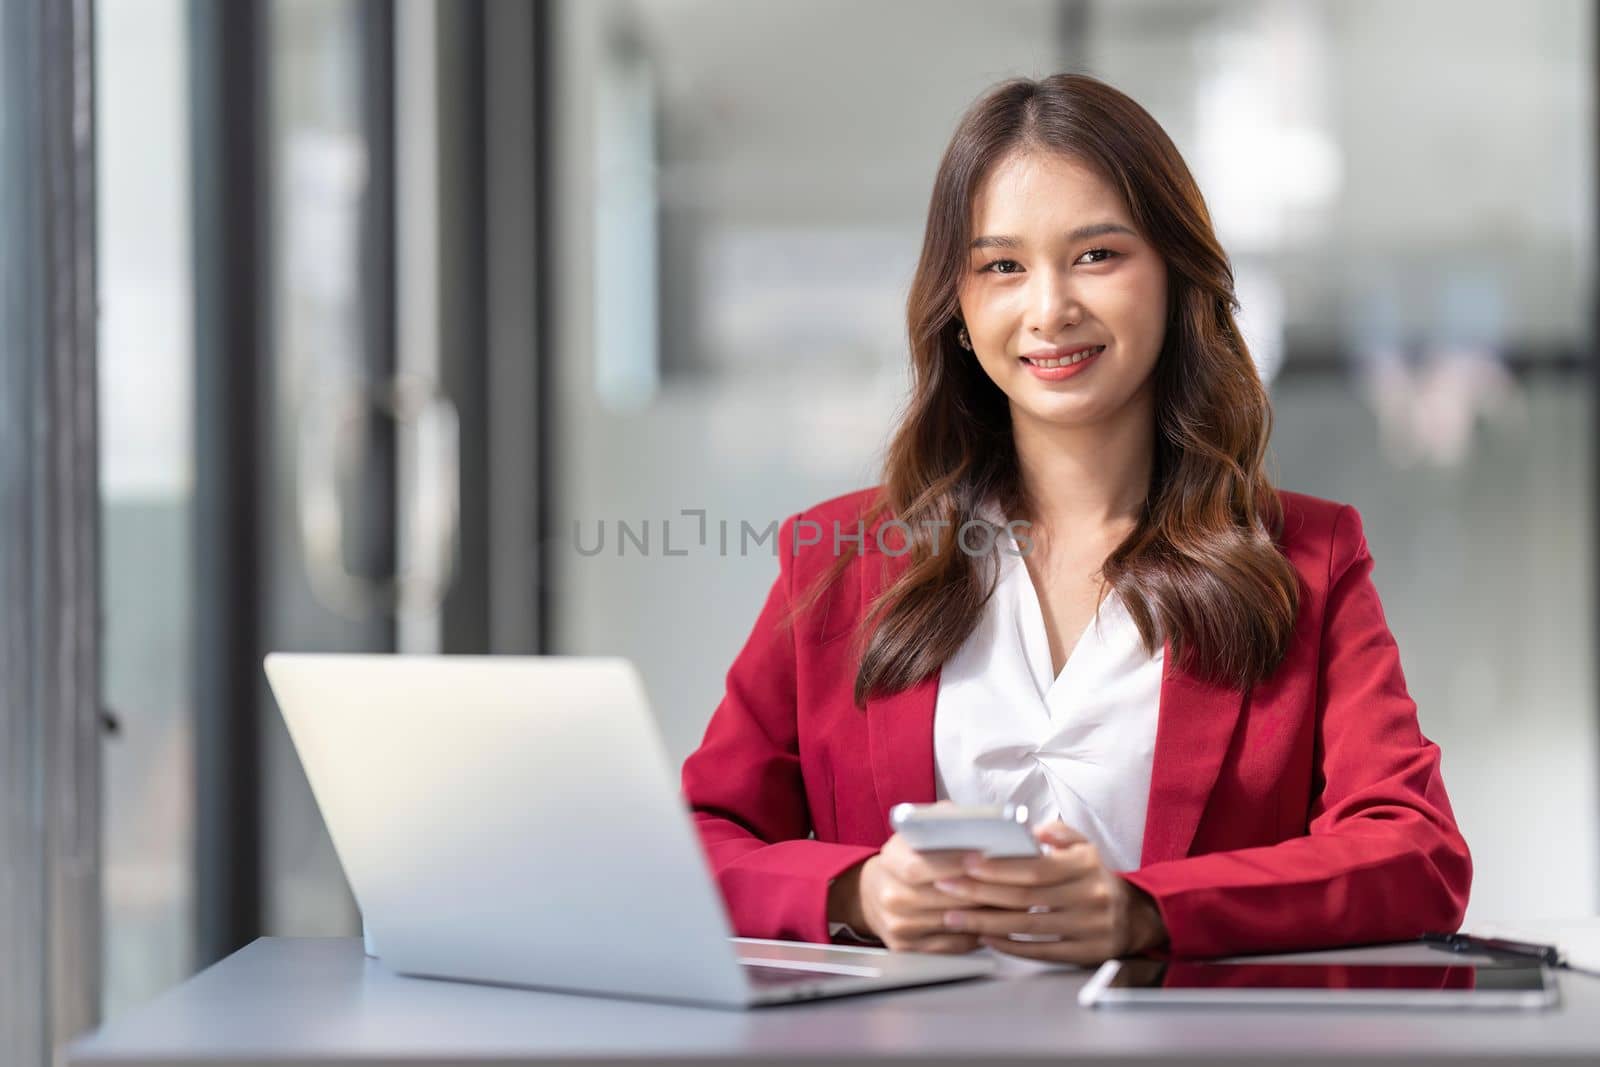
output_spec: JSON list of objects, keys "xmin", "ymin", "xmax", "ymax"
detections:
[{"xmin": 1025, "ymin": 268, "xmax": 1083, "ymax": 336}]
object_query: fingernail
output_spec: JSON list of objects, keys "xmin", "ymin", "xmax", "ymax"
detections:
[
  {"xmin": 964, "ymin": 857, "xmax": 983, "ymax": 874},
  {"xmin": 944, "ymin": 911, "xmax": 966, "ymax": 930},
  {"xmin": 934, "ymin": 879, "xmax": 964, "ymax": 895}
]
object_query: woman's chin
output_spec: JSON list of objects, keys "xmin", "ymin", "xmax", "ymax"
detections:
[{"xmin": 1010, "ymin": 396, "xmax": 1103, "ymax": 430}]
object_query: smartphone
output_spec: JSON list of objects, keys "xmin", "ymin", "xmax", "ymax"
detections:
[{"xmin": 888, "ymin": 802, "xmax": 1041, "ymax": 858}]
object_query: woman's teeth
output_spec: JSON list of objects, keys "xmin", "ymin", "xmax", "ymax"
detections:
[{"xmin": 1024, "ymin": 346, "xmax": 1103, "ymax": 368}]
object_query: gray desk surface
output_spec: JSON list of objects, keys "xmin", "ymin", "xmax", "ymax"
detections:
[{"xmin": 64, "ymin": 937, "xmax": 1598, "ymax": 1067}]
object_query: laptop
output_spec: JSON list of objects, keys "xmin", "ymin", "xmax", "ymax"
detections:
[{"xmin": 262, "ymin": 653, "xmax": 994, "ymax": 1008}]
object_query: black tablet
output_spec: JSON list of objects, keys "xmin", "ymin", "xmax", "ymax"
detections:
[{"xmin": 1078, "ymin": 958, "xmax": 1559, "ymax": 1010}]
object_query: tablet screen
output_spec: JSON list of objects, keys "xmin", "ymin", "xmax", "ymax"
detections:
[{"xmin": 1108, "ymin": 961, "xmax": 1547, "ymax": 992}]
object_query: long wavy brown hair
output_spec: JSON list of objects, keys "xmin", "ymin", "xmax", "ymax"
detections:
[{"xmin": 795, "ymin": 72, "xmax": 1301, "ymax": 707}]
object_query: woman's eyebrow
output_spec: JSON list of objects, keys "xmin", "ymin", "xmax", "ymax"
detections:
[{"xmin": 968, "ymin": 222, "xmax": 1138, "ymax": 251}]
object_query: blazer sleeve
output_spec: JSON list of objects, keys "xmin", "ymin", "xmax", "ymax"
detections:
[
  {"xmin": 680, "ymin": 513, "xmax": 880, "ymax": 944},
  {"xmin": 1122, "ymin": 504, "xmax": 1473, "ymax": 957}
]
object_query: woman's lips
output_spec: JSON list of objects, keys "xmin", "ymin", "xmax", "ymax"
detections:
[{"xmin": 1019, "ymin": 345, "xmax": 1104, "ymax": 381}]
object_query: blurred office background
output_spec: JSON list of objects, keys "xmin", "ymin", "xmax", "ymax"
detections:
[{"xmin": 7, "ymin": 0, "xmax": 1587, "ymax": 1046}]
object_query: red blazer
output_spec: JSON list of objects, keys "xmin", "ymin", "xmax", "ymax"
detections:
[{"xmin": 680, "ymin": 487, "xmax": 1472, "ymax": 958}]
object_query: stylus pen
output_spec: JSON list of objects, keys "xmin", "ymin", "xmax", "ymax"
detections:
[{"xmin": 1421, "ymin": 931, "xmax": 1564, "ymax": 967}]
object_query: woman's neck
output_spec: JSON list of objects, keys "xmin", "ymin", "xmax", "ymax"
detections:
[{"xmin": 1010, "ymin": 391, "xmax": 1155, "ymax": 542}]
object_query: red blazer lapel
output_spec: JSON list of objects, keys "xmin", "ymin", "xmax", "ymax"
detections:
[
  {"xmin": 1140, "ymin": 646, "xmax": 1247, "ymax": 865},
  {"xmin": 859, "ymin": 548, "xmax": 938, "ymax": 837},
  {"xmin": 865, "ymin": 673, "xmax": 940, "ymax": 837}
]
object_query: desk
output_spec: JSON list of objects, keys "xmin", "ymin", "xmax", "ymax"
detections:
[{"xmin": 64, "ymin": 937, "xmax": 1598, "ymax": 1067}]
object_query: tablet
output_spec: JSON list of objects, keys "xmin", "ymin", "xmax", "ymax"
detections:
[{"xmin": 1078, "ymin": 958, "xmax": 1559, "ymax": 1010}]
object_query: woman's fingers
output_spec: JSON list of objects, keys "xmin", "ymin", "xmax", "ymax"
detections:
[
  {"xmin": 875, "ymin": 827, "xmax": 1146, "ymax": 966},
  {"xmin": 963, "ymin": 840, "xmax": 1101, "ymax": 886},
  {"xmin": 906, "ymin": 850, "xmax": 983, "ymax": 885},
  {"xmin": 940, "ymin": 905, "xmax": 1073, "ymax": 938},
  {"xmin": 879, "ymin": 834, "xmax": 978, "ymax": 886},
  {"xmin": 904, "ymin": 932, "xmax": 983, "ymax": 955},
  {"xmin": 1034, "ymin": 819, "xmax": 1089, "ymax": 849},
  {"xmin": 869, "ymin": 827, "xmax": 1121, "ymax": 956},
  {"xmin": 981, "ymin": 934, "xmax": 1112, "ymax": 966},
  {"xmin": 881, "ymin": 879, "xmax": 975, "ymax": 912},
  {"xmin": 933, "ymin": 875, "xmax": 1067, "ymax": 911},
  {"xmin": 875, "ymin": 907, "xmax": 960, "ymax": 946}
]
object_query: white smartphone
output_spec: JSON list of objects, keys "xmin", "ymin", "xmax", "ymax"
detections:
[{"xmin": 888, "ymin": 802, "xmax": 1041, "ymax": 858}]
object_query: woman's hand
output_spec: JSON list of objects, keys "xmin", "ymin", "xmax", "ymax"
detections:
[
  {"xmin": 829, "ymin": 833, "xmax": 984, "ymax": 953},
  {"xmin": 932, "ymin": 820, "xmax": 1168, "ymax": 965}
]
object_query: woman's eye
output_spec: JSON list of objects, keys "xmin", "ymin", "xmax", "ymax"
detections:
[{"xmin": 980, "ymin": 250, "xmax": 1118, "ymax": 273}]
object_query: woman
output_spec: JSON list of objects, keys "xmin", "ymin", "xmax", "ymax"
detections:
[{"xmin": 680, "ymin": 73, "xmax": 1471, "ymax": 965}]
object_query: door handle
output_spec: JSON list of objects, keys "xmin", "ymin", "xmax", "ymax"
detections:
[{"xmin": 295, "ymin": 374, "xmax": 459, "ymax": 619}]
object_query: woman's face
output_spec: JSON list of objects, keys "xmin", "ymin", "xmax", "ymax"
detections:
[{"xmin": 957, "ymin": 150, "xmax": 1168, "ymax": 431}]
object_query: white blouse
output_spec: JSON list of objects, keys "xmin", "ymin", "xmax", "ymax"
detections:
[{"xmin": 932, "ymin": 509, "xmax": 1164, "ymax": 873}]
